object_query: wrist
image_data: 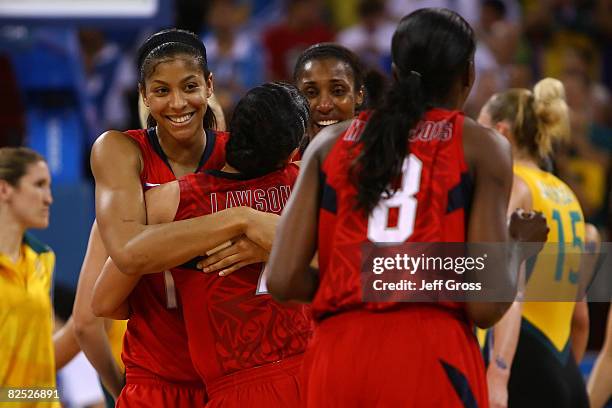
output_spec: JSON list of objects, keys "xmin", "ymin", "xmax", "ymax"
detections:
[
  {"xmin": 488, "ymin": 356, "xmax": 511, "ymax": 381},
  {"xmin": 230, "ymin": 207, "xmax": 251, "ymax": 234}
]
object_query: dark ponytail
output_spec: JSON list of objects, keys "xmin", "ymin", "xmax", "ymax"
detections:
[
  {"xmin": 351, "ymin": 8, "xmax": 475, "ymax": 214},
  {"xmin": 352, "ymin": 72, "xmax": 425, "ymax": 213}
]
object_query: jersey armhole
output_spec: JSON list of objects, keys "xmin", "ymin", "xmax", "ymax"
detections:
[
  {"xmin": 122, "ymin": 129, "xmax": 147, "ymax": 180},
  {"xmin": 175, "ymin": 176, "xmax": 194, "ymax": 221}
]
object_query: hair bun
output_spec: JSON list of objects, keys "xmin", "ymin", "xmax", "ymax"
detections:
[
  {"xmin": 533, "ymin": 77, "xmax": 570, "ymax": 152},
  {"xmin": 533, "ymin": 77, "xmax": 566, "ymax": 106}
]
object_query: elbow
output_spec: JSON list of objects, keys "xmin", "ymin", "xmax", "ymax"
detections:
[
  {"xmin": 266, "ymin": 275, "xmax": 291, "ymax": 303},
  {"xmin": 467, "ymin": 301, "xmax": 512, "ymax": 329},
  {"xmin": 266, "ymin": 267, "xmax": 297, "ymax": 303},
  {"xmin": 266, "ymin": 267, "xmax": 316, "ymax": 303},
  {"xmin": 72, "ymin": 309, "xmax": 98, "ymax": 340},
  {"xmin": 90, "ymin": 298, "xmax": 116, "ymax": 319},
  {"xmin": 110, "ymin": 251, "xmax": 145, "ymax": 276}
]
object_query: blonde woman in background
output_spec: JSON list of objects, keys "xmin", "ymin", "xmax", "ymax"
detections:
[
  {"xmin": 0, "ymin": 147, "xmax": 59, "ymax": 407},
  {"xmin": 478, "ymin": 78, "xmax": 589, "ymax": 408}
]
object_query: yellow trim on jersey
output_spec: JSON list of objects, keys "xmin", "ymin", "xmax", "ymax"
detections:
[
  {"xmin": 513, "ymin": 164, "xmax": 585, "ymax": 353},
  {"xmin": 107, "ymin": 319, "xmax": 127, "ymax": 371},
  {"xmin": 0, "ymin": 234, "xmax": 60, "ymax": 407}
]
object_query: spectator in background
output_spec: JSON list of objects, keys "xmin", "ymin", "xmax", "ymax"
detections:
[
  {"xmin": 204, "ymin": 0, "xmax": 265, "ymax": 118},
  {"xmin": 79, "ymin": 30, "xmax": 135, "ymax": 146},
  {"xmin": 522, "ymin": 0, "xmax": 599, "ymax": 80},
  {"xmin": 475, "ymin": 0, "xmax": 520, "ymax": 74},
  {"xmin": 465, "ymin": 0, "xmax": 521, "ymax": 117},
  {"xmin": 175, "ymin": 0, "xmax": 210, "ymax": 34},
  {"xmin": 0, "ymin": 55, "xmax": 26, "ymax": 148},
  {"xmin": 555, "ymin": 46, "xmax": 611, "ymax": 224},
  {"xmin": 385, "ymin": 0, "xmax": 480, "ymax": 26},
  {"xmin": 594, "ymin": 0, "xmax": 612, "ymax": 92},
  {"xmin": 336, "ymin": 0, "xmax": 394, "ymax": 74},
  {"xmin": 326, "ymin": 0, "xmax": 360, "ymax": 30},
  {"xmin": 263, "ymin": 0, "xmax": 334, "ymax": 81}
]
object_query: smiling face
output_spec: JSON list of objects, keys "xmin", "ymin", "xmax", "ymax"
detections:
[
  {"xmin": 296, "ymin": 58, "xmax": 363, "ymax": 137},
  {"xmin": 141, "ymin": 55, "xmax": 212, "ymax": 142},
  {"xmin": 1, "ymin": 161, "xmax": 53, "ymax": 229}
]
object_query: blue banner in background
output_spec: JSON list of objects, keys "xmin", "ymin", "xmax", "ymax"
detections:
[
  {"xmin": 0, "ymin": 0, "xmax": 172, "ymax": 28},
  {"xmin": 27, "ymin": 107, "xmax": 85, "ymax": 185}
]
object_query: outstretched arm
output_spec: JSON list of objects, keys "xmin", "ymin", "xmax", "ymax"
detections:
[
  {"xmin": 487, "ymin": 175, "xmax": 533, "ymax": 408},
  {"xmin": 571, "ymin": 223, "xmax": 600, "ymax": 363},
  {"xmin": 91, "ymin": 131, "xmax": 271, "ymax": 276},
  {"xmin": 588, "ymin": 304, "xmax": 612, "ymax": 408},
  {"xmin": 266, "ymin": 121, "xmax": 350, "ymax": 302},
  {"xmin": 72, "ymin": 222, "xmax": 125, "ymax": 398},
  {"xmin": 53, "ymin": 316, "xmax": 81, "ymax": 370}
]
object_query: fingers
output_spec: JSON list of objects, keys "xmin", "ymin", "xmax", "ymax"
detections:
[
  {"xmin": 512, "ymin": 208, "xmax": 544, "ymax": 220},
  {"xmin": 218, "ymin": 261, "xmax": 249, "ymax": 277},
  {"xmin": 202, "ymin": 253, "xmax": 243, "ymax": 274},
  {"xmin": 205, "ymin": 240, "xmax": 232, "ymax": 257},
  {"xmin": 198, "ymin": 244, "xmax": 240, "ymax": 270},
  {"xmin": 197, "ymin": 237, "xmax": 267, "ymax": 274}
]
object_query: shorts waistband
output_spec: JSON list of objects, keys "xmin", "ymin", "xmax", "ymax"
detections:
[
  {"xmin": 125, "ymin": 367, "xmax": 204, "ymax": 389},
  {"xmin": 206, "ymin": 354, "xmax": 303, "ymax": 400},
  {"xmin": 319, "ymin": 303, "xmax": 468, "ymax": 324}
]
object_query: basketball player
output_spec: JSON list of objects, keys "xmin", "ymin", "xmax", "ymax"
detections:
[
  {"xmin": 266, "ymin": 8, "xmax": 547, "ymax": 406},
  {"xmin": 88, "ymin": 29, "xmax": 281, "ymax": 407},
  {"xmin": 478, "ymin": 78, "xmax": 590, "ymax": 408},
  {"xmin": 0, "ymin": 147, "xmax": 60, "ymax": 407},
  {"xmin": 93, "ymin": 82, "xmax": 312, "ymax": 407}
]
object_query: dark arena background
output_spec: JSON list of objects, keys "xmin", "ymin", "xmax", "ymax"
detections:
[{"xmin": 0, "ymin": 0, "xmax": 610, "ymax": 407}]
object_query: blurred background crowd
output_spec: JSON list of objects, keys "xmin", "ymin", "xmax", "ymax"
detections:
[{"xmin": 0, "ymin": 0, "xmax": 610, "ymax": 405}]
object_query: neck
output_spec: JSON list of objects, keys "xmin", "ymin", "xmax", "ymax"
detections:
[
  {"xmin": 0, "ymin": 208, "xmax": 24, "ymax": 262},
  {"xmin": 513, "ymin": 148, "xmax": 539, "ymax": 168},
  {"xmin": 221, "ymin": 163, "xmax": 240, "ymax": 173},
  {"xmin": 432, "ymin": 81, "xmax": 471, "ymax": 111},
  {"xmin": 156, "ymin": 127, "xmax": 207, "ymax": 175},
  {"xmin": 431, "ymin": 100, "xmax": 462, "ymax": 111},
  {"xmin": 430, "ymin": 92, "xmax": 464, "ymax": 111}
]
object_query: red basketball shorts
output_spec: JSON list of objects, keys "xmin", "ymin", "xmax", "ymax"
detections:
[
  {"xmin": 205, "ymin": 354, "xmax": 303, "ymax": 408},
  {"xmin": 116, "ymin": 369, "xmax": 206, "ymax": 408},
  {"xmin": 301, "ymin": 306, "xmax": 488, "ymax": 407}
]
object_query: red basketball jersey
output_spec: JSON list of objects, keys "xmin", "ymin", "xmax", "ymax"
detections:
[
  {"xmin": 313, "ymin": 109, "xmax": 473, "ymax": 319},
  {"xmin": 121, "ymin": 128, "xmax": 228, "ymax": 382},
  {"xmin": 170, "ymin": 165, "xmax": 313, "ymax": 384}
]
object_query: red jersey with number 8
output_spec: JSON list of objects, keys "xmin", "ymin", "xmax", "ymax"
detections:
[
  {"xmin": 314, "ymin": 108, "xmax": 472, "ymax": 320},
  {"xmin": 170, "ymin": 165, "xmax": 312, "ymax": 385}
]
